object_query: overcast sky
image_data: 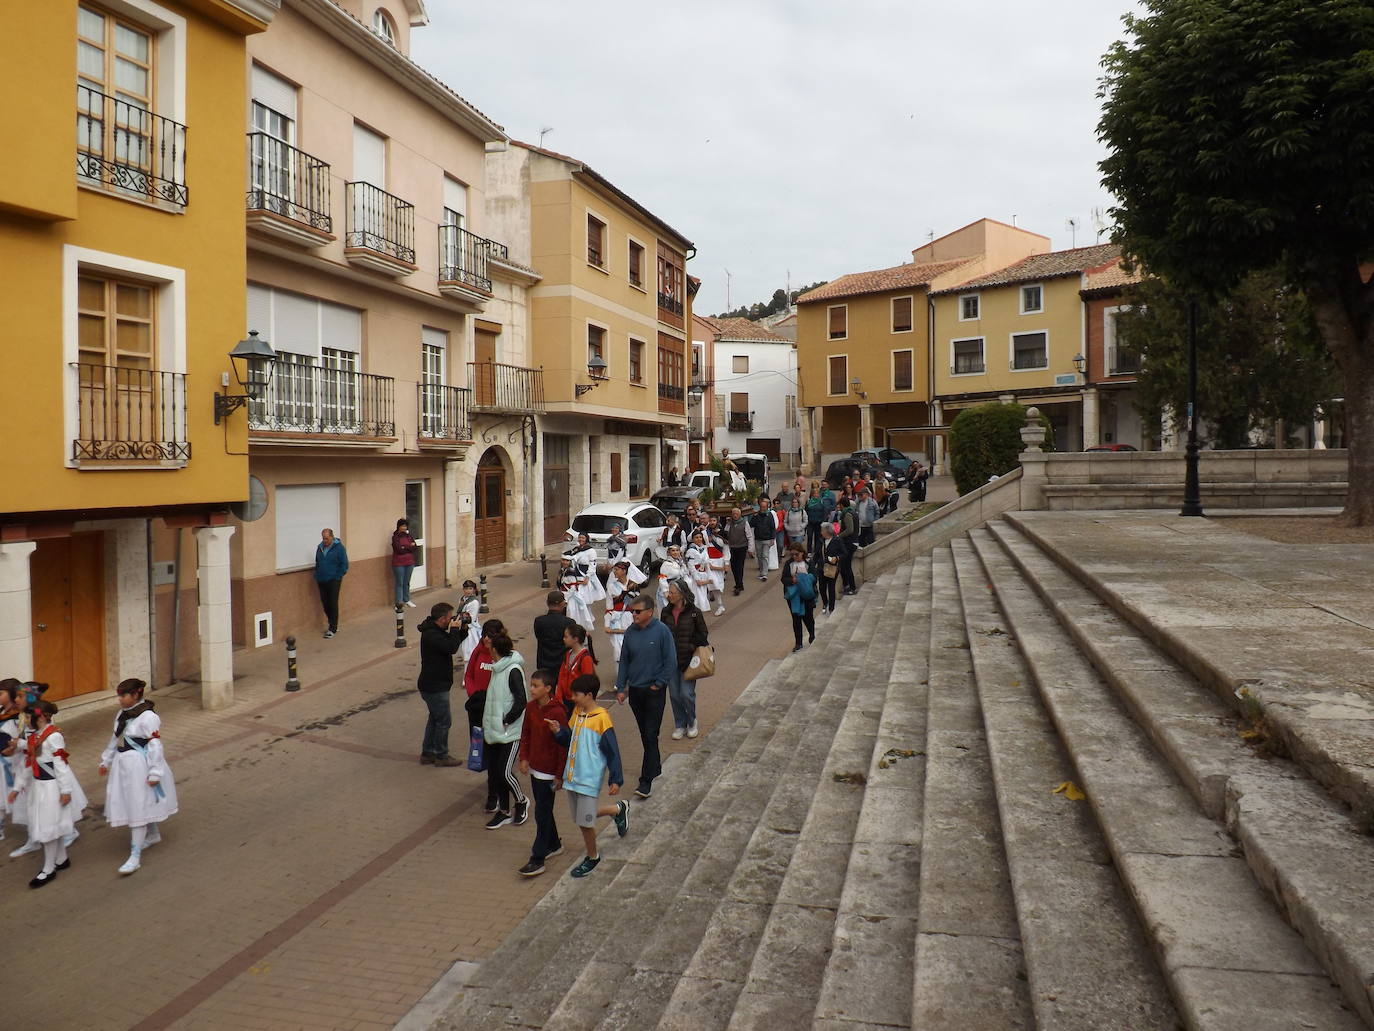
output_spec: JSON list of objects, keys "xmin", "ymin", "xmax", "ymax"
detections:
[{"xmin": 413, "ymin": 1, "xmax": 1142, "ymax": 315}]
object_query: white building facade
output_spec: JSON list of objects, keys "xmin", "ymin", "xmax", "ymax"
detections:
[{"xmin": 708, "ymin": 318, "xmax": 800, "ymax": 466}]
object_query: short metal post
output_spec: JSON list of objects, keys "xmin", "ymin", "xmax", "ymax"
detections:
[
  {"xmin": 393, "ymin": 605, "xmax": 407, "ymax": 648},
  {"xmin": 539, "ymin": 553, "xmax": 549, "ymax": 588},
  {"xmin": 479, "ymin": 573, "xmax": 490, "ymax": 614},
  {"xmin": 284, "ymin": 636, "xmax": 300, "ymax": 692}
]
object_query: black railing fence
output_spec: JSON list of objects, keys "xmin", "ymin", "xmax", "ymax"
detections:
[
  {"xmin": 246, "ymin": 132, "xmax": 332, "ymax": 232},
  {"xmin": 346, "ymin": 181, "xmax": 415, "ymax": 264},
  {"xmin": 417, "ymin": 382, "xmax": 473, "ymax": 441},
  {"xmin": 249, "ymin": 352, "xmax": 395, "ymax": 436},
  {"xmin": 77, "ymin": 84, "xmax": 188, "ymax": 207},
  {"xmin": 72, "ymin": 363, "xmax": 190, "ymax": 461}
]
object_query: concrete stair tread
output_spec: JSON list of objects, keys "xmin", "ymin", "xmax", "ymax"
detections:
[
  {"xmin": 988, "ymin": 518, "xmax": 1374, "ymax": 1027},
  {"xmin": 952, "ymin": 535, "xmax": 1179, "ymax": 1029},
  {"xmin": 913, "ymin": 546, "xmax": 1033, "ymax": 1027},
  {"xmin": 968, "ymin": 527, "xmax": 1364, "ymax": 1030}
]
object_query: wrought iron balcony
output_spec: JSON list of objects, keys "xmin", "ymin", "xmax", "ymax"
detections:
[
  {"xmin": 246, "ymin": 132, "xmax": 332, "ymax": 237},
  {"xmin": 77, "ymin": 84, "xmax": 188, "ymax": 208},
  {"xmin": 467, "ymin": 361, "xmax": 545, "ymax": 413},
  {"xmin": 345, "ymin": 182, "xmax": 415, "ymax": 274},
  {"xmin": 657, "ymin": 291, "xmax": 684, "ymax": 317},
  {"xmin": 1111, "ymin": 349, "xmax": 1141, "ymax": 376},
  {"xmin": 248, "ymin": 352, "xmax": 395, "ymax": 437},
  {"xmin": 71, "ymin": 363, "xmax": 190, "ymax": 462},
  {"xmin": 417, "ymin": 383, "xmax": 473, "ymax": 442},
  {"xmin": 727, "ymin": 410, "xmax": 754, "ymax": 432},
  {"xmin": 657, "ymin": 381, "xmax": 686, "ymax": 416},
  {"xmin": 438, "ymin": 224, "xmax": 495, "ymax": 294}
]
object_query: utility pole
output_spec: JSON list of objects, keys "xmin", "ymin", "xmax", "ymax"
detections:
[
  {"xmin": 724, "ymin": 268, "xmax": 732, "ymax": 311},
  {"xmin": 1180, "ymin": 299, "xmax": 1204, "ymax": 517}
]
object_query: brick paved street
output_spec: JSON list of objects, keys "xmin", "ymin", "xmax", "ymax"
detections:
[{"xmin": 3, "ymin": 557, "xmax": 798, "ymax": 1030}]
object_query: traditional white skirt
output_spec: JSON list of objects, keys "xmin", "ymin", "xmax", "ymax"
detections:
[
  {"xmin": 26, "ymin": 776, "xmax": 88, "ymax": 843},
  {"xmin": 104, "ymin": 749, "xmax": 179, "ymax": 828},
  {"xmin": 688, "ymin": 572, "xmax": 711, "ymax": 611},
  {"xmin": 566, "ymin": 592, "xmax": 595, "ymax": 633},
  {"xmin": 604, "ymin": 609, "xmax": 633, "ymax": 663},
  {"xmin": 0, "ymin": 754, "xmax": 22, "ymax": 820}
]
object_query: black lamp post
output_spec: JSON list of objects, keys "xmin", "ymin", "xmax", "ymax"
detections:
[
  {"xmin": 1180, "ymin": 300, "xmax": 1204, "ymax": 516},
  {"xmin": 214, "ymin": 331, "xmax": 278, "ymax": 424},
  {"xmin": 575, "ymin": 354, "xmax": 608, "ymax": 398}
]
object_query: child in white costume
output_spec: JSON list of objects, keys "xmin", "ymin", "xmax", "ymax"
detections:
[
  {"xmin": 458, "ymin": 580, "xmax": 483, "ymax": 664},
  {"xmin": 98, "ymin": 678, "xmax": 178, "ymax": 875},
  {"xmin": 684, "ymin": 534, "xmax": 713, "ymax": 613},
  {"xmin": 568, "ymin": 534, "xmax": 606, "ymax": 610},
  {"xmin": 9, "ymin": 700, "xmax": 87, "ymax": 888},
  {"xmin": 557, "ymin": 556, "xmax": 596, "ymax": 633},
  {"xmin": 0, "ymin": 679, "xmax": 24, "ymax": 840},
  {"xmin": 657, "ymin": 552, "xmax": 685, "ymax": 611},
  {"xmin": 604, "ymin": 560, "xmax": 647, "ymax": 663}
]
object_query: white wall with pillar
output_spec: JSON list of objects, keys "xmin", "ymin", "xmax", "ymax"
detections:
[
  {"xmin": 931, "ymin": 401, "xmax": 946, "ymax": 475},
  {"xmin": 0, "ymin": 542, "xmax": 37, "ymax": 680},
  {"xmin": 194, "ymin": 525, "xmax": 236, "ymax": 710}
]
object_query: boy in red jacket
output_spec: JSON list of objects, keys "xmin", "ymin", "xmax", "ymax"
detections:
[{"xmin": 516, "ymin": 670, "xmax": 568, "ymax": 877}]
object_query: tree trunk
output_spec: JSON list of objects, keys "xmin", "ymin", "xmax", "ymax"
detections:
[{"xmin": 1307, "ymin": 277, "xmax": 1374, "ymax": 526}]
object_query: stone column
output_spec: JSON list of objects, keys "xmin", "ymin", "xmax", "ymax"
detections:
[
  {"xmin": 1314, "ymin": 408, "xmax": 1328, "ymax": 449},
  {"xmin": 859, "ymin": 403, "xmax": 874, "ymax": 450},
  {"xmin": 800, "ymin": 407, "xmax": 818, "ymax": 475},
  {"xmin": 932, "ymin": 401, "xmax": 945, "ymax": 476},
  {"xmin": 0, "ymin": 542, "xmax": 37, "ymax": 680},
  {"xmin": 1082, "ymin": 388, "xmax": 1100, "ymax": 450},
  {"xmin": 194, "ymin": 525, "xmax": 236, "ymax": 711},
  {"xmin": 1018, "ymin": 407, "xmax": 1050, "ymax": 510},
  {"xmin": 444, "ymin": 459, "xmax": 460, "ymax": 586}
]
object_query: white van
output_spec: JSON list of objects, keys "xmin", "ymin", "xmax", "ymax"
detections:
[{"xmin": 688, "ymin": 453, "xmax": 771, "ymax": 492}]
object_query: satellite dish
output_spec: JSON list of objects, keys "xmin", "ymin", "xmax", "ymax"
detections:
[{"xmin": 230, "ymin": 475, "xmax": 269, "ymax": 522}]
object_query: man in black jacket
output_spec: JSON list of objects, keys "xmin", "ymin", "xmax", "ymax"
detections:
[
  {"xmin": 417, "ymin": 602, "xmax": 463, "ymax": 767},
  {"xmin": 533, "ymin": 590, "xmax": 577, "ymax": 673},
  {"xmin": 748, "ymin": 496, "xmax": 778, "ymax": 583}
]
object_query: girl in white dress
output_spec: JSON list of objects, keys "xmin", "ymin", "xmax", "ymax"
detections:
[
  {"xmin": 684, "ymin": 532, "xmax": 714, "ymax": 613},
  {"xmin": 0, "ymin": 679, "xmax": 24, "ymax": 842},
  {"xmin": 457, "ymin": 579, "xmax": 483, "ymax": 663},
  {"xmin": 8, "ymin": 700, "xmax": 86, "ymax": 888},
  {"xmin": 557, "ymin": 555, "xmax": 596, "ymax": 633},
  {"xmin": 569, "ymin": 533, "xmax": 606, "ymax": 610},
  {"xmin": 604, "ymin": 560, "xmax": 647, "ymax": 663},
  {"xmin": 657, "ymin": 549, "xmax": 685, "ymax": 611},
  {"xmin": 98, "ymin": 678, "xmax": 178, "ymax": 875}
]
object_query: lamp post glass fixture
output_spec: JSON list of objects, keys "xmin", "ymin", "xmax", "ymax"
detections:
[
  {"xmin": 575, "ymin": 353, "xmax": 608, "ymax": 398},
  {"xmin": 214, "ymin": 330, "xmax": 278, "ymax": 424},
  {"xmin": 1072, "ymin": 353, "xmax": 1086, "ymax": 377}
]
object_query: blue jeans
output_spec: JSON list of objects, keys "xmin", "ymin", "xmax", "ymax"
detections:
[
  {"xmin": 667, "ymin": 665, "xmax": 696, "ymax": 731},
  {"xmin": 420, "ymin": 690, "xmax": 452, "ymax": 758},
  {"xmin": 393, "ymin": 564, "xmax": 414, "ymax": 605}
]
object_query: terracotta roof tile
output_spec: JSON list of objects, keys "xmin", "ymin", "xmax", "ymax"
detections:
[
  {"xmin": 703, "ymin": 317, "xmax": 792, "ymax": 342},
  {"xmin": 933, "ymin": 243, "xmax": 1120, "ymax": 294},
  {"xmin": 1082, "ymin": 259, "xmax": 1143, "ymax": 294},
  {"xmin": 797, "ymin": 258, "xmax": 973, "ymax": 304}
]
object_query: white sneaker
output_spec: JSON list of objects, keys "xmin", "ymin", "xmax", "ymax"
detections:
[
  {"xmin": 405, "ymin": 600, "xmax": 417, "ymax": 608},
  {"xmin": 713, "ymin": 605, "xmax": 726, "ymax": 616},
  {"xmin": 686, "ymin": 722, "xmax": 700, "ymax": 739},
  {"xmin": 671, "ymin": 727, "xmax": 685, "ymax": 741},
  {"xmin": 9, "ymin": 840, "xmax": 40, "ymax": 858},
  {"xmin": 118, "ymin": 851, "xmax": 141, "ymax": 875}
]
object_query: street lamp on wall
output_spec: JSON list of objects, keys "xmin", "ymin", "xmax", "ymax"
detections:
[
  {"xmin": 214, "ymin": 331, "xmax": 277, "ymax": 424},
  {"xmin": 574, "ymin": 353, "xmax": 608, "ymax": 398},
  {"xmin": 1072, "ymin": 353, "xmax": 1086, "ymax": 379}
]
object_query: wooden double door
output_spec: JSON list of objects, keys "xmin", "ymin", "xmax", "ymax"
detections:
[
  {"xmin": 30, "ymin": 533, "xmax": 107, "ymax": 701},
  {"xmin": 475, "ymin": 453, "xmax": 507, "ymax": 566}
]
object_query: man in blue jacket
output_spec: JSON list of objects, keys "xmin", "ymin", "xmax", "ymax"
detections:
[
  {"xmin": 614, "ymin": 598, "xmax": 677, "ymax": 799},
  {"xmin": 314, "ymin": 528, "xmax": 349, "ymax": 638}
]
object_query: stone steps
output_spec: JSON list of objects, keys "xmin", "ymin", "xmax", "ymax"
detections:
[
  {"xmin": 966, "ymin": 524, "xmax": 1365, "ymax": 1030},
  {"xmin": 949, "ymin": 536, "xmax": 1180, "ymax": 1030},
  {"xmin": 984, "ymin": 518, "xmax": 1374, "ymax": 1029}
]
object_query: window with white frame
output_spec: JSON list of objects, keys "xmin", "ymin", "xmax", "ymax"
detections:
[
  {"xmin": 1020, "ymin": 284, "xmax": 1044, "ymax": 314},
  {"xmin": 952, "ymin": 337, "xmax": 985, "ymax": 375},
  {"xmin": 828, "ymin": 355, "xmax": 848, "ymax": 395},
  {"xmin": 419, "ymin": 327, "xmax": 446, "ymax": 436},
  {"xmin": 371, "ymin": 7, "xmax": 397, "ymax": 46},
  {"xmin": 959, "ymin": 294, "xmax": 980, "ymax": 321},
  {"xmin": 629, "ymin": 338, "xmax": 645, "ymax": 384},
  {"xmin": 628, "ymin": 239, "xmax": 645, "ymax": 288},
  {"xmin": 828, "ymin": 305, "xmax": 848, "ymax": 340},
  {"xmin": 732, "ymin": 355, "xmax": 749, "ymax": 374},
  {"xmin": 587, "ymin": 214, "xmax": 606, "ymax": 268},
  {"xmin": 1011, "ymin": 331, "xmax": 1049, "ymax": 370},
  {"xmin": 249, "ymin": 65, "xmax": 297, "ymax": 210},
  {"xmin": 1105, "ymin": 308, "xmax": 1141, "ymax": 375}
]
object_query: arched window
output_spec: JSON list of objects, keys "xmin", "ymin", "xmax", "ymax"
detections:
[{"xmin": 372, "ymin": 8, "xmax": 396, "ymax": 46}]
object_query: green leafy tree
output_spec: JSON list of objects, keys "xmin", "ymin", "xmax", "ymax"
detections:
[
  {"xmin": 1119, "ymin": 269, "xmax": 1341, "ymax": 448},
  {"xmin": 1099, "ymin": 0, "xmax": 1374, "ymax": 523},
  {"xmin": 949, "ymin": 403, "xmax": 1053, "ymax": 496}
]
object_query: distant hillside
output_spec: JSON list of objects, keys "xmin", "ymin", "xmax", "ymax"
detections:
[{"xmin": 712, "ymin": 282, "xmax": 826, "ymax": 321}]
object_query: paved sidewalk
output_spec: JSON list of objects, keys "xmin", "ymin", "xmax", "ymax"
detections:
[{"xmin": 5, "ymin": 552, "xmax": 802, "ymax": 1030}]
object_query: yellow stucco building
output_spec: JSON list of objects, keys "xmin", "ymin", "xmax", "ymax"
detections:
[{"xmin": 0, "ymin": 0, "xmax": 277, "ymax": 708}]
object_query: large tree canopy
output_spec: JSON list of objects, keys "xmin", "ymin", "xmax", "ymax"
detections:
[
  {"xmin": 1119, "ymin": 269, "xmax": 1341, "ymax": 449},
  {"xmin": 1099, "ymin": 0, "xmax": 1374, "ymax": 522}
]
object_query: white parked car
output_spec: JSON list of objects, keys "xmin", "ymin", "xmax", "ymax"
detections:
[{"xmin": 564, "ymin": 502, "xmax": 667, "ymax": 569}]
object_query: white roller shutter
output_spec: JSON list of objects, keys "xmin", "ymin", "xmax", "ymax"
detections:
[
  {"xmin": 321, "ymin": 301, "xmax": 361, "ymax": 353},
  {"xmin": 443, "ymin": 177, "xmax": 467, "ymax": 221},
  {"xmin": 247, "ymin": 283, "xmax": 272, "ymax": 339},
  {"xmin": 274, "ymin": 291, "xmax": 321, "ymax": 358},
  {"xmin": 250, "ymin": 64, "xmax": 297, "ymax": 123},
  {"xmin": 275, "ymin": 484, "xmax": 341, "ymax": 572},
  {"xmin": 421, "ymin": 326, "xmax": 447, "ymax": 351},
  {"xmin": 353, "ymin": 124, "xmax": 386, "ymax": 187}
]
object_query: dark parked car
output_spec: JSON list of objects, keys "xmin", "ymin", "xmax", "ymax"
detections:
[
  {"xmin": 1084, "ymin": 444, "xmax": 1139, "ymax": 452},
  {"xmin": 824, "ymin": 457, "xmax": 901, "ymax": 490},
  {"xmin": 851, "ymin": 447, "xmax": 919, "ymax": 480},
  {"xmin": 649, "ymin": 485, "xmax": 708, "ymax": 518}
]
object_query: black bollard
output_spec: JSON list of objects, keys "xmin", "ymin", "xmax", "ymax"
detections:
[
  {"xmin": 284, "ymin": 636, "xmax": 301, "ymax": 692},
  {"xmin": 479, "ymin": 573, "xmax": 490, "ymax": 614},
  {"xmin": 539, "ymin": 553, "xmax": 549, "ymax": 589},
  {"xmin": 394, "ymin": 605, "xmax": 407, "ymax": 648}
]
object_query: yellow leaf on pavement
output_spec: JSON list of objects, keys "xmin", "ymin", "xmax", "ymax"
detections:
[{"xmin": 1052, "ymin": 781, "xmax": 1086, "ymax": 801}]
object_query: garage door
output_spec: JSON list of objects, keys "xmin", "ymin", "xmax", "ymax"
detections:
[{"xmin": 746, "ymin": 437, "xmax": 782, "ymax": 462}]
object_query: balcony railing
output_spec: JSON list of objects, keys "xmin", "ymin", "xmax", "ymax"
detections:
[
  {"xmin": 417, "ymin": 383, "xmax": 473, "ymax": 442},
  {"xmin": 246, "ymin": 132, "xmax": 331, "ymax": 233},
  {"xmin": 727, "ymin": 410, "xmax": 754, "ymax": 432},
  {"xmin": 71, "ymin": 363, "xmax": 190, "ymax": 461},
  {"xmin": 1111, "ymin": 350, "xmax": 1142, "ymax": 376},
  {"xmin": 438, "ymin": 225, "xmax": 496, "ymax": 293},
  {"xmin": 248, "ymin": 352, "xmax": 395, "ymax": 437},
  {"xmin": 657, "ymin": 291, "xmax": 684, "ymax": 316},
  {"xmin": 588, "ymin": 244, "xmax": 603, "ymax": 268},
  {"xmin": 467, "ymin": 361, "xmax": 545, "ymax": 413},
  {"xmin": 345, "ymin": 182, "xmax": 415, "ymax": 264},
  {"xmin": 77, "ymin": 84, "xmax": 188, "ymax": 207},
  {"xmin": 657, "ymin": 381, "xmax": 686, "ymax": 416}
]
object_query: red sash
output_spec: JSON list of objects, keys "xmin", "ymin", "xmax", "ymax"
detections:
[{"xmin": 25, "ymin": 724, "xmax": 62, "ymax": 777}]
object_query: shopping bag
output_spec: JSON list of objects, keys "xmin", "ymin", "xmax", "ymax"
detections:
[
  {"xmin": 684, "ymin": 645, "xmax": 715, "ymax": 681},
  {"xmin": 467, "ymin": 727, "xmax": 486, "ymax": 772}
]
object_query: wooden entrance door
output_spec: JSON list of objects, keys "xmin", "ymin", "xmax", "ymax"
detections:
[
  {"xmin": 475, "ymin": 456, "xmax": 507, "ymax": 566},
  {"xmin": 473, "ymin": 324, "xmax": 498, "ymax": 407},
  {"xmin": 542, "ymin": 433, "xmax": 571, "ymax": 545},
  {"xmin": 30, "ymin": 533, "xmax": 106, "ymax": 701}
]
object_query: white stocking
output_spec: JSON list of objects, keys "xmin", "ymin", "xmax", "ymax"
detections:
[
  {"xmin": 130, "ymin": 824, "xmax": 148, "ymax": 850},
  {"xmin": 54, "ymin": 839, "xmax": 67, "ymax": 865},
  {"xmin": 41, "ymin": 840, "xmax": 58, "ymax": 875}
]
